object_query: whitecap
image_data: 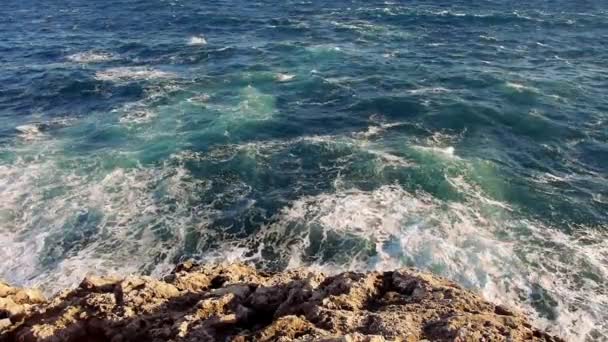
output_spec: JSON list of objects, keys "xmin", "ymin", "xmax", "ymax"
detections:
[
  {"xmin": 425, "ymin": 131, "xmax": 461, "ymax": 145},
  {"xmin": 306, "ymin": 44, "xmax": 342, "ymax": 54},
  {"xmin": 275, "ymin": 73, "xmax": 296, "ymax": 82},
  {"xmin": 233, "ymin": 85, "xmax": 276, "ymax": 121},
  {"xmin": 505, "ymin": 82, "xmax": 538, "ymax": 93},
  {"xmin": 433, "ymin": 10, "xmax": 467, "ymax": 17},
  {"xmin": 186, "ymin": 93, "xmax": 211, "ymax": 104},
  {"xmin": 407, "ymin": 87, "xmax": 451, "ymax": 95},
  {"xmin": 14, "ymin": 117, "xmax": 78, "ymax": 141},
  {"xmin": 188, "ymin": 35, "xmax": 207, "ymax": 46},
  {"xmin": 446, "ymin": 175, "xmax": 512, "ymax": 210},
  {"xmin": 412, "ymin": 145, "xmax": 458, "ymax": 159},
  {"xmin": 95, "ymin": 67, "xmax": 177, "ymax": 82},
  {"xmin": 118, "ymin": 107, "xmax": 157, "ymax": 124},
  {"xmin": 15, "ymin": 123, "xmax": 46, "ymax": 140},
  {"xmin": 67, "ymin": 51, "xmax": 115, "ymax": 63},
  {"xmin": 479, "ymin": 35, "xmax": 498, "ymax": 41},
  {"xmin": 531, "ymin": 172, "xmax": 574, "ymax": 184},
  {"xmin": 366, "ymin": 149, "xmax": 413, "ymax": 168},
  {"xmin": 354, "ymin": 118, "xmax": 407, "ymax": 139}
]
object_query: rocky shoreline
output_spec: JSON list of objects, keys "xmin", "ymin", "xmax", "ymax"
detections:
[{"xmin": 1, "ymin": 263, "xmax": 562, "ymax": 342}]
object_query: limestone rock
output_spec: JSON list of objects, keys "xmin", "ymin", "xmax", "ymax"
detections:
[{"xmin": 0, "ymin": 263, "xmax": 562, "ymax": 342}]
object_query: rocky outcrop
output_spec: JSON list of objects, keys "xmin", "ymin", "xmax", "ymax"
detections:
[{"xmin": 0, "ymin": 263, "xmax": 561, "ymax": 342}]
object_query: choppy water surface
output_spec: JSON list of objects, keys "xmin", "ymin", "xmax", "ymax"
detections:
[{"xmin": 1, "ymin": 0, "xmax": 608, "ymax": 339}]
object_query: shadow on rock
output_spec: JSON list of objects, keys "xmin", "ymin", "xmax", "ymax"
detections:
[{"xmin": 1, "ymin": 263, "xmax": 562, "ymax": 342}]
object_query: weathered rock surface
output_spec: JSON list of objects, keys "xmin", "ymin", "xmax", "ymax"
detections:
[{"xmin": 0, "ymin": 263, "xmax": 562, "ymax": 342}]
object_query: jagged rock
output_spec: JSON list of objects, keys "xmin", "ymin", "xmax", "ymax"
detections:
[
  {"xmin": 0, "ymin": 282, "xmax": 47, "ymax": 335},
  {"xmin": 79, "ymin": 275, "xmax": 121, "ymax": 292},
  {"xmin": 0, "ymin": 263, "xmax": 563, "ymax": 342}
]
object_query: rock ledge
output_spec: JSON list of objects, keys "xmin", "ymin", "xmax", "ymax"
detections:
[{"xmin": 0, "ymin": 263, "xmax": 562, "ymax": 341}]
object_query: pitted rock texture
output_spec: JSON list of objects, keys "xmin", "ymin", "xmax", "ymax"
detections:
[{"xmin": 0, "ymin": 263, "xmax": 562, "ymax": 342}]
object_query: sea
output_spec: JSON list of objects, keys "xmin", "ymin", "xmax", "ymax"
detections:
[{"xmin": 1, "ymin": 0, "xmax": 607, "ymax": 340}]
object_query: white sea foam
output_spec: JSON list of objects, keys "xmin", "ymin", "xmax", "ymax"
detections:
[
  {"xmin": 446, "ymin": 175, "xmax": 512, "ymax": 210},
  {"xmin": 479, "ymin": 35, "xmax": 498, "ymax": 41},
  {"xmin": 2, "ymin": 111, "xmax": 605, "ymax": 340},
  {"xmin": 186, "ymin": 93, "xmax": 211, "ymax": 104},
  {"xmin": 412, "ymin": 145, "xmax": 458, "ymax": 159},
  {"xmin": 144, "ymin": 83, "xmax": 183, "ymax": 100},
  {"xmin": 0, "ymin": 149, "xmax": 213, "ymax": 293},
  {"xmin": 506, "ymin": 82, "xmax": 538, "ymax": 93},
  {"xmin": 67, "ymin": 51, "xmax": 115, "ymax": 63},
  {"xmin": 117, "ymin": 106, "xmax": 157, "ymax": 124},
  {"xmin": 15, "ymin": 118, "xmax": 76, "ymax": 140},
  {"xmin": 407, "ymin": 87, "xmax": 451, "ymax": 95},
  {"xmin": 109, "ymin": 83, "xmax": 184, "ymax": 126},
  {"xmin": 355, "ymin": 116, "xmax": 407, "ymax": 139},
  {"xmin": 188, "ymin": 35, "xmax": 207, "ymax": 46},
  {"xmin": 432, "ymin": 10, "xmax": 467, "ymax": 17},
  {"xmin": 275, "ymin": 73, "xmax": 296, "ymax": 82},
  {"xmin": 532, "ymin": 172, "xmax": 574, "ymax": 184},
  {"xmin": 95, "ymin": 67, "xmax": 177, "ymax": 82},
  {"xmin": 233, "ymin": 85, "xmax": 276, "ymax": 121},
  {"xmin": 195, "ymin": 121, "xmax": 412, "ymax": 173},
  {"xmin": 425, "ymin": 130, "xmax": 464, "ymax": 145},
  {"xmin": 328, "ymin": 19, "xmax": 397, "ymax": 38},
  {"xmin": 248, "ymin": 181, "xmax": 607, "ymax": 340},
  {"xmin": 306, "ymin": 44, "xmax": 342, "ymax": 54},
  {"xmin": 15, "ymin": 124, "xmax": 45, "ymax": 140}
]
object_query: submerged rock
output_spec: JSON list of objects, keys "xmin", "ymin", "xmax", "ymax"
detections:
[{"xmin": 0, "ymin": 264, "xmax": 562, "ymax": 341}]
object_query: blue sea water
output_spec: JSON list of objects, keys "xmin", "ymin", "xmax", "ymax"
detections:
[{"xmin": 1, "ymin": 0, "xmax": 607, "ymax": 339}]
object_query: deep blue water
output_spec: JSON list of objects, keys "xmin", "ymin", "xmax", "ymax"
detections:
[{"xmin": 1, "ymin": 0, "xmax": 608, "ymax": 339}]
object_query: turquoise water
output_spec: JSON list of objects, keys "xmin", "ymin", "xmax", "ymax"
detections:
[{"xmin": 1, "ymin": 1, "xmax": 607, "ymax": 339}]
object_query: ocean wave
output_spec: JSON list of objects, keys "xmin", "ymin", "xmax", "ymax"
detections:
[
  {"xmin": 15, "ymin": 124, "xmax": 46, "ymax": 140},
  {"xmin": 230, "ymin": 85, "xmax": 276, "ymax": 121},
  {"xmin": 242, "ymin": 181, "xmax": 606, "ymax": 340},
  {"xmin": 186, "ymin": 93, "xmax": 211, "ymax": 104},
  {"xmin": 0, "ymin": 148, "xmax": 212, "ymax": 293},
  {"xmin": 305, "ymin": 44, "xmax": 343, "ymax": 54},
  {"xmin": 407, "ymin": 87, "xmax": 451, "ymax": 95},
  {"xmin": 328, "ymin": 19, "xmax": 408, "ymax": 40},
  {"xmin": 275, "ymin": 73, "xmax": 296, "ymax": 82},
  {"xmin": 15, "ymin": 118, "xmax": 76, "ymax": 141},
  {"xmin": 505, "ymin": 82, "xmax": 539, "ymax": 93},
  {"xmin": 67, "ymin": 51, "xmax": 115, "ymax": 63},
  {"xmin": 112, "ymin": 83, "xmax": 183, "ymax": 125},
  {"xmin": 95, "ymin": 67, "xmax": 177, "ymax": 82},
  {"xmin": 1, "ymin": 115, "xmax": 605, "ymax": 340},
  {"xmin": 3, "ymin": 1, "xmax": 608, "ymax": 340},
  {"xmin": 432, "ymin": 10, "xmax": 467, "ymax": 17},
  {"xmin": 412, "ymin": 145, "xmax": 458, "ymax": 159},
  {"xmin": 479, "ymin": 35, "xmax": 498, "ymax": 42},
  {"xmin": 187, "ymin": 35, "xmax": 207, "ymax": 46},
  {"xmin": 355, "ymin": 115, "xmax": 409, "ymax": 139},
  {"xmin": 117, "ymin": 106, "xmax": 157, "ymax": 124},
  {"xmin": 423, "ymin": 9, "xmax": 545, "ymax": 23},
  {"xmin": 195, "ymin": 120, "xmax": 414, "ymax": 172}
]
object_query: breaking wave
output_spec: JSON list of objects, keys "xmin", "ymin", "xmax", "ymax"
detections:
[
  {"xmin": 241, "ymin": 182, "xmax": 607, "ymax": 340},
  {"xmin": 95, "ymin": 67, "xmax": 177, "ymax": 82},
  {"xmin": 67, "ymin": 51, "xmax": 116, "ymax": 63}
]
